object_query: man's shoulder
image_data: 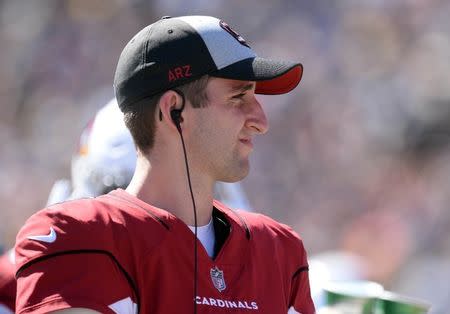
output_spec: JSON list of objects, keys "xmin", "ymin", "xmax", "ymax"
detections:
[
  {"xmin": 25, "ymin": 193, "xmax": 162, "ymax": 229},
  {"xmin": 37, "ymin": 196, "xmax": 117, "ymax": 219},
  {"xmin": 15, "ymin": 194, "xmax": 167, "ymax": 271},
  {"xmin": 14, "ymin": 198, "xmax": 111, "ymax": 270},
  {"xmin": 17, "ymin": 197, "xmax": 123, "ymax": 236},
  {"xmin": 237, "ymin": 211, "xmax": 298, "ymax": 236},
  {"xmin": 235, "ymin": 210, "xmax": 310, "ymax": 275},
  {"xmin": 235, "ymin": 210, "xmax": 306, "ymax": 251}
]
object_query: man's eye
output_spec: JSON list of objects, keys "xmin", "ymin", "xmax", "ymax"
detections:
[{"xmin": 232, "ymin": 93, "xmax": 245, "ymax": 99}]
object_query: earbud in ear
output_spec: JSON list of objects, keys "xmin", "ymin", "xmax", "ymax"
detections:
[
  {"xmin": 171, "ymin": 109, "xmax": 183, "ymax": 124},
  {"xmin": 171, "ymin": 109, "xmax": 183, "ymax": 131},
  {"xmin": 169, "ymin": 89, "xmax": 185, "ymax": 131}
]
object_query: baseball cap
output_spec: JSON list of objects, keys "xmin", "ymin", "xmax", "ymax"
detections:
[{"xmin": 114, "ymin": 15, "xmax": 303, "ymax": 111}]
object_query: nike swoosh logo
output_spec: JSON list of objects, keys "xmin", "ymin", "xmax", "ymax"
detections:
[{"xmin": 27, "ymin": 227, "xmax": 57, "ymax": 243}]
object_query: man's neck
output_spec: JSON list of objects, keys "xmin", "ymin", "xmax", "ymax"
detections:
[{"xmin": 126, "ymin": 155, "xmax": 215, "ymax": 226}]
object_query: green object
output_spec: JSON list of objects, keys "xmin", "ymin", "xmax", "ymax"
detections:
[
  {"xmin": 379, "ymin": 291, "xmax": 431, "ymax": 314},
  {"xmin": 323, "ymin": 280, "xmax": 384, "ymax": 314}
]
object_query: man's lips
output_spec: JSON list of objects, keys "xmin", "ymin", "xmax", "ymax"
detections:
[{"xmin": 239, "ymin": 138, "xmax": 253, "ymax": 149}]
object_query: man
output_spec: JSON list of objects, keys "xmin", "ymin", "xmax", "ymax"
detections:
[
  {"xmin": 1, "ymin": 96, "xmax": 251, "ymax": 313},
  {"xmin": 15, "ymin": 15, "xmax": 314, "ymax": 313}
]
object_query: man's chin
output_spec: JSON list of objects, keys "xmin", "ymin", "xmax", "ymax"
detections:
[{"xmin": 220, "ymin": 167, "xmax": 249, "ymax": 183}]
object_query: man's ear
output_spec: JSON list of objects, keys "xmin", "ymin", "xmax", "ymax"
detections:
[{"xmin": 158, "ymin": 90, "xmax": 184, "ymax": 130}]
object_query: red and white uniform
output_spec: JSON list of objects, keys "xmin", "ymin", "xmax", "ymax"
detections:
[
  {"xmin": 0, "ymin": 249, "xmax": 15, "ymax": 313},
  {"xmin": 15, "ymin": 189, "xmax": 314, "ymax": 314}
]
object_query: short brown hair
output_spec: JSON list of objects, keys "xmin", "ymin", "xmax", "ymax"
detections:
[{"xmin": 123, "ymin": 75, "xmax": 210, "ymax": 152}]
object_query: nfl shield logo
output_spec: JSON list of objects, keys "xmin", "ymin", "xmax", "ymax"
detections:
[{"xmin": 210, "ymin": 266, "xmax": 226, "ymax": 292}]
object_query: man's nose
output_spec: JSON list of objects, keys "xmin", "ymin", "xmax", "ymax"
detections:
[{"xmin": 245, "ymin": 98, "xmax": 269, "ymax": 135}]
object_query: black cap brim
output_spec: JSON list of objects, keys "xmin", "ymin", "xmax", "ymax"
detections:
[{"xmin": 213, "ymin": 57, "xmax": 303, "ymax": 95}]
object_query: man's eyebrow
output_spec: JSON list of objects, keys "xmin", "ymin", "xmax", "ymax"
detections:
[{"xmin": 229, "ymin": 82, "xmax": 255, "ymax": 93}]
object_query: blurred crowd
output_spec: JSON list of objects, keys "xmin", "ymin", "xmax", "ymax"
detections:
[{"xmin": 1, "ymin": 0, "xmax": 450, "ymax": 312}]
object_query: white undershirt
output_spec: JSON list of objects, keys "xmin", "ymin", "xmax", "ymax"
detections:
[{"xmin": 188, "ymin": 218, "xmax": 216, "ymax": 258}]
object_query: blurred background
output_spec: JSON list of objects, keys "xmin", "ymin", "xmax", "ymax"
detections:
[{"xmin": 1, "ymin": 0, "xmax": 450, "ymax": 312}]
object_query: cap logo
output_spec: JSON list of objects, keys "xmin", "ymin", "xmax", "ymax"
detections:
[
  {"xmin": 219, "ymin": 20, "xmax": 250, "ymax": 48},
  {"xmin": 168, "ymin": 65, "xmax": 192, "ymax": 82}
]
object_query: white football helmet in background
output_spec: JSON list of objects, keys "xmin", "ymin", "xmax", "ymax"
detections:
[
  {"xmin": 47, "ymin": 98, "xmax": 252, "ymax": 212},
  {"xmin": 70, "ymin": 98, "xmax": 137, "ymax": 199},
  {"xmin": 47, "ymin": 98, "xmax": 136, "ymax": 204}
]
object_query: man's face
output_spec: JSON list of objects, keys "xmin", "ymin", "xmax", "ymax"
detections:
[{"xmin": 185, "ymin": 77, "xmax": 268, "ymax": 183}]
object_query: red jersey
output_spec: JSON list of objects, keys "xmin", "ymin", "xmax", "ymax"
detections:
[
  {"xmin": 15, "ymin": 189, "xmax": 314, "ymax": 314},
  {"xmin": 0, "ymin": 249, "xmax": 16, "ymax": 313}
]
